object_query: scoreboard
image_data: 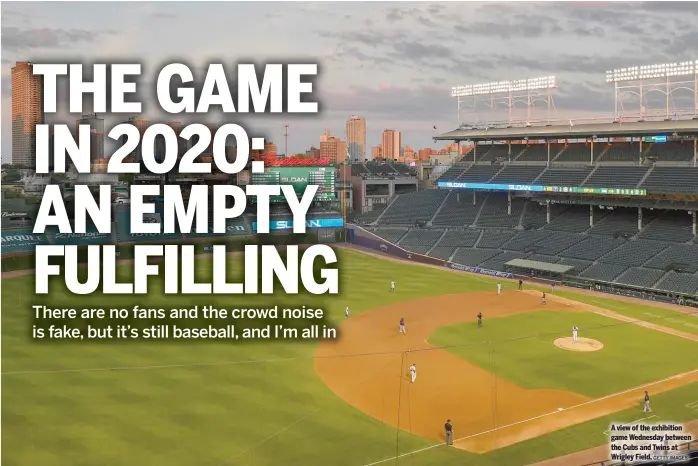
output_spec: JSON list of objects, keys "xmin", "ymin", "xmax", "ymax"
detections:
[{"xmin": 250, "ymin": 166, "xmax": 336, "ymax": 202}]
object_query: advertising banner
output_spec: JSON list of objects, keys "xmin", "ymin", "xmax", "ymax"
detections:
[
  {"xmin": 1, "ymin": 229, "xmax": 49, "ymax": 254},
  {"xmin": 252, "ymin": 217, "xmax": 344, "ymax": 232}
]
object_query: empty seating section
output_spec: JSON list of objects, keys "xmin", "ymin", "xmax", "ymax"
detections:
[
  {"xmin": 531, "ymin": 232, "xmax": 585, "ymax": 255},
  {"xmin": 477, "ymin": 195, "xmax": 526, "ymax": 228},
  {"xmin": 545, "ymin": 205, "xmax": 593, "ymax": 233},
  {"xmin": 451, "ymin": 248, "xmax": 501, "ymax": 266},
  {"xmin": 354, "ymin": 205, "xmax": 386, "ymax": 224},
  {"xmin": 399, "ymin": 229, "xmax": 444, "ymax": 254},
  {"xmin": 490, "ymin": 165, "xmax": 545, "ymax": 183},
  {"xmin": 556, "ymin": 144, "xmax": 591, "ymax": 162},
  {"xmin": 535, "ymin": 168, "xmax": 592, "ymax": 186},
  {"xmin": 655, "ymin": 272, "xmax": 698, "ymax": 294},
  {"xmin": 437, "ymin": 165, "xmax": 468, "ymax": 183},
  {"xmin": 521, "ymin": 202, "xmax": 548, "ymax": 229},
  {"xmin": 366, "ymin": 163, "xmax": 397, "ymax": 175},
  {"xmin": 437, "ymin": 229, "xmax": 481, "ymax": 248},
  {"xmin": 379, "ymin": 190, "xmax": 448, "ymax": 224},
  {"xmin": 428, "ymin": 246, "xmax": 456, "ymax": 260},
  {"xmin": 588, "ymin": 209, "xmax": 640, "ymax": 236},
  {"xmin": 516, "ymin": 144, "xmax": 557, "ymax": 162},
  {"xmin": 456, "ymin": 165, "xmax": 501, "ymax": 182},
  {"xmin": 561, "ymin": 236, "xmax": 624, "ymax": 261},
  {"xmin": 639, "ymin": 212, "xmax": 695, "ymax": 243},
  {"xmin": 432, "ymin": 191, "xmax": 484, "ymax": 226},
  {"xmin": 372, "ymin": 228, "xmax": 408, "ymax": 244},
  {"xmin": 478, "ymin": 231, "xmax": 515, "ymax": 249},
  {"xmin": 615, "ymin": 267, "xmax": 665, "ymax": 288},
  {"xmin": 599, "ymin": 143, "xmax": 640, "ymax": 162},
  {"xmin": 645, "ymin": 142, "xmax": 695, "ymax": 162},
  {"xmin": 579, "ymin": 263, "xmax": 627, "ymax": 282},
  {"xmin": 644, "ymin": 245, "xmax": 698, "ymax": 273},
  {"xmin": 600, "ymin": 240, "xmax": 668, "ymax": 267},
  {"xmin": 351, "ymin": 164, "xmax": 370, "ymax": 176},
  {"xmin": 351, "ymin": 186, "xmax": 698, "ymax": 296},
  {"xmin": 583, "ymin": 167, "xmax": 648, "ymax": 188},
  {"xmin": 476, "ymin": 144, "xmax": 519, "ymax": 162},
  {"xmin": 641, "ymin": 167, "xmax": 698, "ymax": 194},
  {"xmin": 503, "ymin": 230, "xmax": 551, "ymax": 251}
]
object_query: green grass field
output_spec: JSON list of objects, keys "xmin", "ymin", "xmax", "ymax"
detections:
[
  {"xmin": 3, "ymin": 248, "xmax": 697, "ymax": 466},
  {"xmin": 429, "ymin": 310, "xmax": 698, "ymax": 397}
]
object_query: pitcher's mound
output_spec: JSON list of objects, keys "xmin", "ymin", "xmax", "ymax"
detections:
[{"xmin": 554, "ymin": 337, "xmax": 604, "ymax": 352}]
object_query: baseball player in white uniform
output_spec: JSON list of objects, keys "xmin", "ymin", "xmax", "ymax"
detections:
[
  {"xmin": 391, "ymin": 280, "xmax": 395, "ymax": 292},
  {"xmin": 409, "ymin": 363, "xmax": 417, "ymax": 383},
  {"xmin": 497, "ymin": 283, "xmax": 501, "ymax": 295},
  {"xmin": 345, "ymin": 306, "xmax": 349, "ymax": 319},
  {"xmin": 572, "ymin": 326, "xmax": 579, "ymax": 342}
]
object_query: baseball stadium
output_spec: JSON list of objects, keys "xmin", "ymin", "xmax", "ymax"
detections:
[{"xmin": 3, "ymin": 64, "xmax": 698, "ymax": 466}]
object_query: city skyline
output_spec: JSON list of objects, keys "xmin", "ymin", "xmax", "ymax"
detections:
[{"xmin": 2, "ymin": 2, "xmax": 697, "ymax": 163}]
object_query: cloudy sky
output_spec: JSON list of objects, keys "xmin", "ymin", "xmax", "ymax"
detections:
[{"xmin": 2, "ymin": 1, "xmax": 697, "ymax": 161}]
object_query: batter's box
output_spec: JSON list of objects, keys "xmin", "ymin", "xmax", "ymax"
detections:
[
  {"xmin": 685, "ymin": 400, "xmax": 698, "ymax": 411},
  {"xmin": 603, "ymin": 415, "xmax": 657, "ymax": 436}
]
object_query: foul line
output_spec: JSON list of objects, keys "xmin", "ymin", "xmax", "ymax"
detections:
[{"xmin": 361, "ymin": 368, "xmax": 698, "ymax": 466}]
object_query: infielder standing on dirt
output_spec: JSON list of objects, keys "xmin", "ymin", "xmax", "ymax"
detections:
[
  {"xmin": 497, "ymin": 283, "xmax": 501, "ymax": 295},
  {"xmin": 572, "ymin": 326, "xmax": 579, "ymax": 342},
  {"xmin": 445, "ymin": 419, "xmax": 453, "ymax": 445},
  {"xmin": 409, "ymin": 363, "xmax": 417, "ymax": 383},
  {"xmin": 542, "ymin": 292, "xmax": 547, "ymax": 305},
  {"xmin": 399, "ymin": 317, "xmax": 406, "ymax": 334},
  {"xmin": 643, "ymin": 391, "xmax": 652, "ymax": 412},
  {"xmin": 345, "ymin": 306, "xmax": 350, "ymax": 319}
]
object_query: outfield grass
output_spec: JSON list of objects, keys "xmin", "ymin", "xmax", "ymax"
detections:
[
  {"xmin": 555, "ymin": 290, "xmax": 698, "ymax": 336},
  {"xmin": 429, "ymin": 310, "xmax": 698, "ymax": 397},
  {"xmin": 2, "ymin": 249, "xmax": 697, "ymax": 466}
]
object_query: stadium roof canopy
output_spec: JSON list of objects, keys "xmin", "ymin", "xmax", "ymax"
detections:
[
  {"xmin": 435, "ymin": 119, "xmax": 698, "ymax": 142},
  {"xmin": 504, "ymin": 259, "xmax": 575, "ymax": 274}
]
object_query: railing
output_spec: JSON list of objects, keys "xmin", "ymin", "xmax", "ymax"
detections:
[{"xmin": 457, "ymin": 108, "xmax": 698, "ymax": 130}]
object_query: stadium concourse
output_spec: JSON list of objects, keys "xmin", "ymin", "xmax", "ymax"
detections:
[{"xmin": 353, "ymin": 119, "xmax": 698, "ymax": 302}]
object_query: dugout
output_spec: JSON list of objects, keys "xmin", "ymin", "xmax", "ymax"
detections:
[{"xmin": 504, "ymin": 259, "xmax": 575, "ymax": 281}]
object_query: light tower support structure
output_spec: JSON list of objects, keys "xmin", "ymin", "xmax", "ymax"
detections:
[
  {"xmin": 451, "ymin": 76, "xmax": 557, "ymax": 127},
  {"xmin": 606, "ymin": 60, "xmax": 698, "ymax": 122}
]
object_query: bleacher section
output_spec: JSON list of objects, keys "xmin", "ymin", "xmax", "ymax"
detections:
[
  {"xmin": 645, "ymin": 141, "xmax": 695, "ymax": 162},
  {"xmin": 490, "ymin": 165, "xmax": 545, "ymax": 183},
  {"xmin": 378, "ymin": 190, "xmax": 448, "ymax": 225},
  {"xmin": 583, "ymin": 166, "xmax": 648, "ymax": 188},
  {"xmin": 360, "ymin": 187, "xmax": 697, "ymax": 295},
  {"xmin": 432, "ymin": 190, "xmax": 484, "ymax": 227},
  {"xmin": 640, "ymin": 167, "xmax": 698, "ymax": 194},
  {"xmin": 365, "ymin": 137, "xmax": 698, "ymax": 297}
]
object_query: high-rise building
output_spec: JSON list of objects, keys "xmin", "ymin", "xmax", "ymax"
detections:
[
  {"xmin": 121, "ymin": 116, "xmax": 150, "ymax": 163},
  {"xmin": 11, "ymin": 61, "xmax": 45, "ymax": 166},
  {"xmin": 75, "ymin": 114, "xmax": 105, "ymax": 162},
  {"xmin": 320, "ymin": 136, "xmax": 347, "ymax": 165},
  {"xmin": 345, "ymin": 115, "xmax": 366, "ymax": 163},
  {"xmin": 381, "ymin": 129, "xmax": 401, "ymax": 160},
  {"xmin": 371, "ymin": 145, "xmax": 382, "ymax": 159},
  {"xmin": 320, "ymin": 129, "xmax": 331, "ymax": 143}
]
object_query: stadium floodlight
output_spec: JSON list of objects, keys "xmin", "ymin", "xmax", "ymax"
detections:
[
  {"xmin": 605, "ymin": 60, "xmax": 698, "ymax": 83},
  {"xmin": 451, "ymin": 75, "xmax": 557, "ymax": 97}
]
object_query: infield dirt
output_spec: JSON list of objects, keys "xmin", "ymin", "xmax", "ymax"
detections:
[{"xmin": 314, "ymin": 291, "xmax": 698, "ymax": 454}]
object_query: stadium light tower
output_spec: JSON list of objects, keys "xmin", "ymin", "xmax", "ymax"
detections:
[
  {"xmin": 605, "ymin": 60, "xmax": 698, "ymax": 121},
  {"xmin": 451, "ymin": 75, "xmax": 557, "ymax": 127}
]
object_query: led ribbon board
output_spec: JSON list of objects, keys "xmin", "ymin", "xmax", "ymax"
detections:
[{"xmin": 436, "ymin": 181, "xmax": 647, "ymax": 196}]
